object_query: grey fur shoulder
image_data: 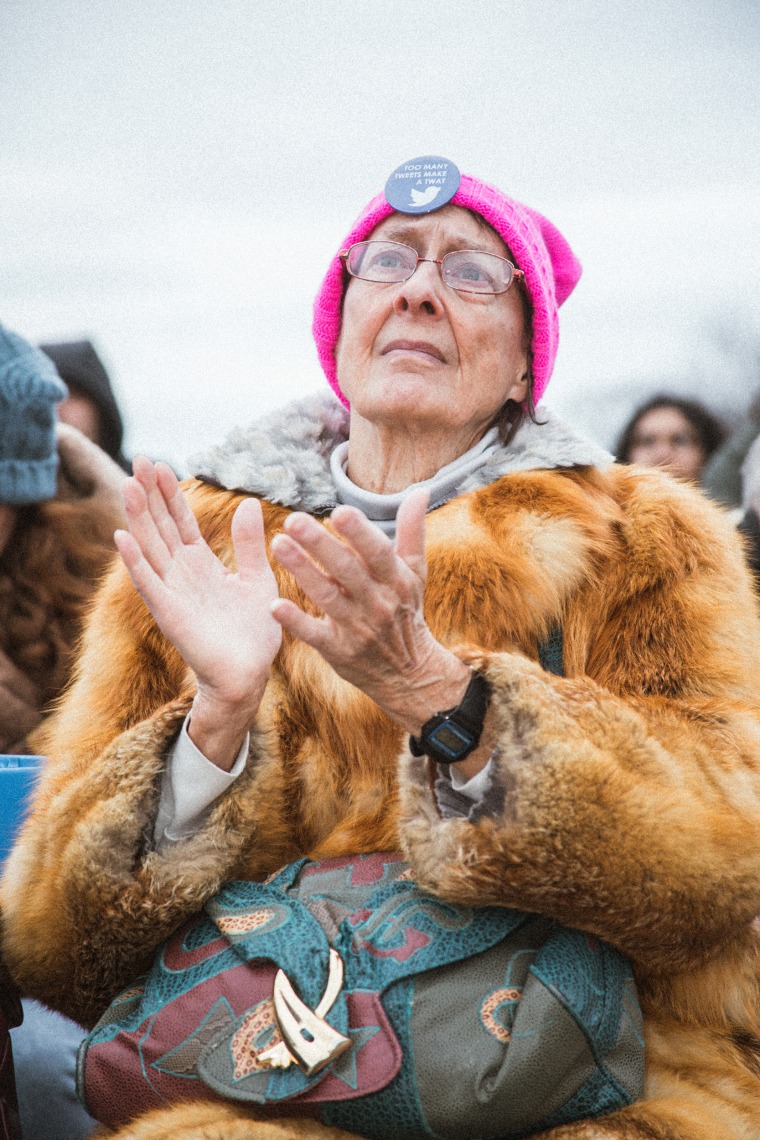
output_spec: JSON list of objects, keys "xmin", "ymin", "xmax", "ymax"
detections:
[{"xmin": 190, "ymin": 390, "xmax": 613, "ymax": 511}]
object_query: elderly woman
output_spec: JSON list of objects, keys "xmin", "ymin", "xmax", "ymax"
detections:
[{"xmin": 4, "ymin": 160, "xmax": 760, "ymax": 1140}]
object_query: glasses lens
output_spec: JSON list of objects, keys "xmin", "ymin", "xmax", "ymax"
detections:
[
  {"xmin": 442, "ymin": 250, "xmax": 514, "ymax": 294},
  {"xmin": 347, "ymin": 241, "xmax": 417, "ymax": 282}
]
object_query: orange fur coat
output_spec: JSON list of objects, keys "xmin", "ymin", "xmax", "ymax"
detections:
[{"xmin": 4, "ymin": 400, "xmax": 760, "ymax": 1140}]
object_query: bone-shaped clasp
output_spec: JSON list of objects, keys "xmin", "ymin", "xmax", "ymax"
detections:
[{"xmin": 258, "ymin": 948, "xmax": 349, "ymax": 1075}]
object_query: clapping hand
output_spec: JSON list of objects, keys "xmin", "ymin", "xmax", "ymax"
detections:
[
  {"xmin": 115, "ymin": 457, "xmax": 282, "ymax": 769},
  {"xmin": 116, "ymin": 468, "xmax": 471, "ymax": 768},
  {"xmin": 270, "ymin": 489, "xmax": 470, "ymax": 735}
]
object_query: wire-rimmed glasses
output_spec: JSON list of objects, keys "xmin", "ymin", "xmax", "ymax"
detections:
[{"xmin": 339, "ymin": 240, "xmax": 524, "ymax": 296}]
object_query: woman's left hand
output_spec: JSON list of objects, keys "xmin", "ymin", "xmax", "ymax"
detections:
[{"xmin": 270, "ymin": 489, "xmax": 471, "ymax": 734}]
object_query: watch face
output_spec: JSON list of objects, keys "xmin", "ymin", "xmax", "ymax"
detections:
[{"xmin": 430, "ymin": 721, "xmax": 474, "ymax": 760}]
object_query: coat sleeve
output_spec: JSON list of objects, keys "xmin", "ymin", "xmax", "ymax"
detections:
[
  {"xmin": 397, "ymin": 471, "xmax": 760, "ymax": 973},
  {"xmin": 0, "ymin": 484, "xmax": 282, "ymax": 1027}
]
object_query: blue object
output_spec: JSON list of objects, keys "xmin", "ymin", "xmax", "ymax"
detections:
[
  {"xmin": 384, "ymin": 155, "xmax": 460, "ymax": 214},
  {"xmin": 12, "ymin": 1000, "xmax": 98, "ymax": 1140},
  {"xmin": 0, "ymin": 323, "xmax": 66, "ymax": 505},
  {"xmin": 0, "ymin": 755, "xmax": 42, "ymax": 865}
]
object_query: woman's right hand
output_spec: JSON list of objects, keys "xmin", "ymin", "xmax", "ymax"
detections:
[{"xmin": 114, "ymin": 457, "xmax": 282, "ymax": 769}]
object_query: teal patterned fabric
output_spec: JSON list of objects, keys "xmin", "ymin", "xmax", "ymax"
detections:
[{"xmin": 79, "ymin": 853, "xmax": 644, "ymax": 1138}]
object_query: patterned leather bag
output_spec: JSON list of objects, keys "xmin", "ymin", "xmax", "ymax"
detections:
[{"xmin": 78, "ymin": 852, "xmax": 644, "ymax": 1138}]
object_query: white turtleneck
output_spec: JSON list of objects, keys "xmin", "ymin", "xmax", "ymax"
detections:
[{"xmin": 329, "ymin": 427, "xmax": 500, "ymax": 537}]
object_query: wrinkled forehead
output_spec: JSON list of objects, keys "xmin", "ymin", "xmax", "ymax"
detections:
[{"xmin": 367, "ymin": 204, "xmax": 510, "ymax": 259}]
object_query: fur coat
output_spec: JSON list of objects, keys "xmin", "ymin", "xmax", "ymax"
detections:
[{"xmin": 4, "ymin": 395, "xmax": 760, "ymax": 1140}]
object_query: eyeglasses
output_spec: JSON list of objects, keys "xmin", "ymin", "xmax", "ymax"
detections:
[{"xmin": 339, "ymin": 240, "xmax": 524, "ymax": 296}]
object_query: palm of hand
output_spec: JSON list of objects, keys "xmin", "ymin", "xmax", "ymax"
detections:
[
  {"xmin": 116, "ymin": 461, "xmax": 282, "ymax": 706},
  {"xmin": 154, "ymin": 530, "xmax": 282, "ymax": 698}
]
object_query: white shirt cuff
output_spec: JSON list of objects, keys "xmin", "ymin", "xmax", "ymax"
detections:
[
  {"xmin": 154, "ymin": 716, "xmax": 249, "ymax": 848},
  {"xmin": 448, "ymin": 756, "xmax": 494, "ymax": 802}
]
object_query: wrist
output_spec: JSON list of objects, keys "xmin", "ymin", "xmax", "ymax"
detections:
[
  {"xmin": 409, "ymin": 668, "xmax": 491, "ymax": 768},
  {"xmin": 188, "ymin": 688, "xmax": 262, "ymax": 772},
  {"xmin": 388, "ymin": 652, "xmax": 473, "ymax": 736},
  {"xmin": 447, "ymin": 718, "xmax": 495, "ymax": 781}
]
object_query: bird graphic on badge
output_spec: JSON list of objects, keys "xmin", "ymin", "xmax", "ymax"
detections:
[{"xmin": 410, "ymin": 185, "xmax": 441, "ymax": 207}]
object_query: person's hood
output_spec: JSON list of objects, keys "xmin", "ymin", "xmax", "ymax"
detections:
[
  {"xmin": 190, "ymin": 390, "xmax": 613, "ymax": 513},
  {"xmin": 40, "ymin": 340, "xmax": 130, "ymax": 472}
]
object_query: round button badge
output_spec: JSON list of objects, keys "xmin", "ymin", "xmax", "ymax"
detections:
[{"xmin": 384, "ymin": 156, "xmax": 461, "ymax": 215}]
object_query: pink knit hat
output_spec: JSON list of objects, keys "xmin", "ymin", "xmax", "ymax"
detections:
[{"xmin": 312, "ymin": 170, "xmax": 582, "ymax": 408}]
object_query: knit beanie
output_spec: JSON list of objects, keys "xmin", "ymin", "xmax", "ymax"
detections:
[
  {"xmin": 313, "ymin": 167, "xmax": 582, "ymax": 408},
  {"xmin": 0, "ymin": 323, "xmax": 67, "ymax": 504}
]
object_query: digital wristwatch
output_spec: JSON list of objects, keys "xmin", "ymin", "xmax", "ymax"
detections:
[{"xmin": 409, "ymin": 670, "xmax": 491, "ymax": 766}]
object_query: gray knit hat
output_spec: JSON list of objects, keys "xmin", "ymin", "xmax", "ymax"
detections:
[{"xmin": 0, "ymin": 323, "xmax": 67, "ymax": 504}]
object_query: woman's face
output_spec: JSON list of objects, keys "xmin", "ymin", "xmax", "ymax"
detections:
[
  {"xmin": 335, "ymin": 205, "xmax": 529, "ymax": 440},
  {"xmin": 57, "ymin": 388, "xmax": 102, "ymax": 446},
  {"xmin": 627, "ymin": 406, "xmax": 706, "ymax": 483}
]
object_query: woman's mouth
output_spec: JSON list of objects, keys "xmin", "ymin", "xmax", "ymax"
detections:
[{"xmin": 381, "ymin": 339, "xmax": 446, "ymax": 364}]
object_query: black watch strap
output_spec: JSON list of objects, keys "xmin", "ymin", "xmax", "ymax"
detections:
[{"xmin": 409, "ymin": 670, "xmax": 491, "ymax": 766}]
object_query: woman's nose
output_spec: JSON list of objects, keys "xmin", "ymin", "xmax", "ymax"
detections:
[{"xmin": 392, "ymin": 261, "xmax": 445, "ymax": 317}]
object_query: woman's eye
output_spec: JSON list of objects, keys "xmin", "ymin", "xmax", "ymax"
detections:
[
  {"xmin": 458, "ymin": 262, "xmax": 488, "ymax": 282},
  {"xmin": 372, "ymin": 252, "xmax": 405, "ymax": 269},
  {"xmin": 446, "ymin": 255, "xmax": 497, "ymax": 290},
  {"xmin": 365, "ymin": 245, "xmax": 416, "ymax": 276}
]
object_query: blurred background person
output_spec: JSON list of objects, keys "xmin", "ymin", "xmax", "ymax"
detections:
[
  {"xmin": 0, "ymin": 323, "xmax": 127, "ymax": 1140},
  {"xmin": 616, "ymin": 394, "xmax": 727, "ymax": 485},
  {"xmin": 738, "ymin": 433, "xmax": 760, "ymax": 593},
  {"xmin": 0, "ymin": 327, "xmax": 127, "ymax": 753},
  {"xmin": 703, "ymin": 388, "xmax": 760, "ymax": 509},
  {"xmin": 40, "ymin": 339, "xmax": 131, "ymax": 473}
]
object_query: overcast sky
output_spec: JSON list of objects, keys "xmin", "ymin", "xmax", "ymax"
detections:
[{"xmin": 2, "ymin": 0, "xmax": 759, "ymax": 469}]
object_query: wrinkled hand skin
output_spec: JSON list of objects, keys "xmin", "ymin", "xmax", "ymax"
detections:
[{"xmin": 7, "ymin": 463, "xmax": 760, "ymax": 1140}]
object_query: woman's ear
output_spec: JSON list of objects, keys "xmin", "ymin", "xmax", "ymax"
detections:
[{"xmin": 505, "ymin": 371, "xmax": 529, "ymax": 405}]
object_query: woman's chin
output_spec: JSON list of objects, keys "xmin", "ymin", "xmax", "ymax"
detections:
[{"xmin": 352, "ymin": 373, "xmax": 450, "ymax": 423}]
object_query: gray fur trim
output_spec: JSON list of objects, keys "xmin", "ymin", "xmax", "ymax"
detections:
[{"xmin": 190, "ymin": 390, "xmax": 613, "ymax": 511}]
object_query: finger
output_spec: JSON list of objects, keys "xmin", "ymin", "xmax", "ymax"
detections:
[
  {"xmin": 270, "ymin": 597, "xmax": 332, "ymax": 651},
  {"xmin": 122, "ymin": 476, "xmax": 173, "ymax": 575},
  {"xmin": 281, "ymin": 513, "xmax": 376, "ymax": 592},
  {"xmin": 155, "ymin": 463, "xmax": 202, "ymax": 545},
  {"xmin": 114, "ymin": 528, "xmax": 168, "ymax": 612},
  {"xmin": 394, "ymin": 488, "xmax": 428, "ymax": 575},
  {"xmin": 285, "ymin": 508, "xmax": 399, "ymax": 599},
  {"xmin": 271, "ymin": 532, "xmax": 352, "ymax": 617},
  {"xmin": 133, "ymin": 455, "xmax": 185, "ymax": 555},
  {"xmin": 327, "ymin": 505, "xmax": 400, "ymax": 585},
  {"xmin": 231, "ymin": 498, "xmax": 274, "ymax": 583}
]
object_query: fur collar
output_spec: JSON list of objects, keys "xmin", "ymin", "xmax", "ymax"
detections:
[{"xmin": 190, "ymin": 390, "xmax": 613, "ymax": 513}]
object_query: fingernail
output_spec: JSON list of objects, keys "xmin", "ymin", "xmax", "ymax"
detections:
[{"xmin": 284, "ymin": 513, "xmax": 308, "ymax": 535}]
